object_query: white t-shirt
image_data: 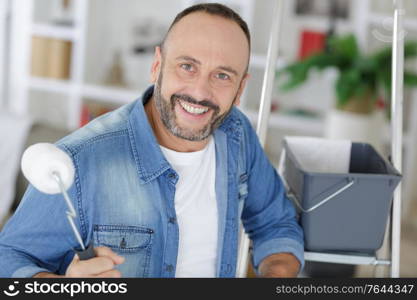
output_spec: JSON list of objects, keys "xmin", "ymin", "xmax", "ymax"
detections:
[{"xmin": 160, "ymin": 137, "xmax": 218, "ymax": 277}]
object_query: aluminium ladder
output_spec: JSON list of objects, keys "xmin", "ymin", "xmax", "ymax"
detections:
[{"xmin": 236, "ymin": 0, "xmax": 405, "ymax": 278}]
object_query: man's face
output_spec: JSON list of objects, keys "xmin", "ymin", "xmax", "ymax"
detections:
[{"xmin": 150, "ymin": 12, "xmax": 250, "ymax": 141}]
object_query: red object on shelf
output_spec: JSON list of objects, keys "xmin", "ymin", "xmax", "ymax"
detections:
[
  {"xmin": 80, "ymin": 104, "xmax": 90, "ymax": 127},
  {"xmin": 79, "ymin": 104, "xmax": 114, "ymax": 127},
  {"xmin": 376, "ymin": 97, "xmax": 385, "ymax": 110},
  {"xmin": 298, "ymin": 30, "xmax": 326, "ymax": 60}
]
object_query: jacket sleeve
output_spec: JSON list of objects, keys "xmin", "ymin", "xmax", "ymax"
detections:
[
  {"xmin": 0, "ymin": 154, "xmax": 87, "ymax": 278},
  {"xmin": 239, "ymin": 114, "xmax": 305, "ymax": 274}
]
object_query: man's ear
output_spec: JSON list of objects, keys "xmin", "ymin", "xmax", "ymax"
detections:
[
  {"xmin": 150, "ymin": 46, "xmax": 162, "ymax": 83},
  {"xmin": 234, "ymin": 73, "xmax": 250, "ymax": 106}
]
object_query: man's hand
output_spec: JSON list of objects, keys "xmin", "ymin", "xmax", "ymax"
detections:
[
  {"xmin": 33, "ymin": 246, "xmax": 125, "ymax": 278},
  {"xmin": 258, "ymin": 253, "xmax": 300, "ymax": 278}
]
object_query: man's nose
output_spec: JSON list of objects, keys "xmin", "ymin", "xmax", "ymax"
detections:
[{"xmin": 189, "ymin": 75, "xmax": 213, "ymax": 103}]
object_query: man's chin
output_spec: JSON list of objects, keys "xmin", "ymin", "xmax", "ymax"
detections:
[{"xmin": 171, "ymin": 126, "xmax": 211, "ymax": 142}]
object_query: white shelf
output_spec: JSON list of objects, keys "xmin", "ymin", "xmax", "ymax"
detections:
[
  {"xmin": 29, "ymin": 76, "xmax": 73, "ymax": 94},
  {"xmin": 250, "ymin": 53, "xmax": 286, "ymax": 70},
  {"xmin": 243, "ymin": 108, "xmax": 324, "ymax": 135},
  {"xmin": 82, "ymin": 84, "xmax": 141, "ymax": 105},
  {"xmin": 29, "ymin": 77, "xmax": 140, "ymax": 105},
  {"xmin": 31, "ymin": 23, "xmax": 78, "ymax": 40}
]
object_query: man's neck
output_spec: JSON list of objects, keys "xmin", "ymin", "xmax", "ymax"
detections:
[{"xmin": 144, "ymin": 96, "xmax": 210, "ymax": 152}]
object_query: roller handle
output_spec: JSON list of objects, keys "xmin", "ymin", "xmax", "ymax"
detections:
[{"xmin": 75, "ymin": 241, "xmax": 96, "ymax": 260}]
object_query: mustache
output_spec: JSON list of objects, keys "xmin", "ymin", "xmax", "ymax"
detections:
[{"xmin": 171, "ymin": 94, "xmax": 220, "ymax": 113}]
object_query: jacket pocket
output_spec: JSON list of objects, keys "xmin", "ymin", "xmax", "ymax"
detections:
[{"xmin": 93, "ymin": 224, "xmax": 153, "ymax": 277}]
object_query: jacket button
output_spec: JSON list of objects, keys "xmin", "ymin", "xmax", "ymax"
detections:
[
  {"xmin": 168, "ymin": 173, "xmax": 176, "ymax": 179},
  {"xmin": 120, "ymin": 237, "xmax": 127, "ymax": 249},
  {"xmin": 169, "ymin": 217, "xmax": 176, "ymax": 224}
]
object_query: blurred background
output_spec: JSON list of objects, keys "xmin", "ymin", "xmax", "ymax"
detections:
[{"xmin": 1, "ymin": 0, "xmax": 417, "ymax": 277}]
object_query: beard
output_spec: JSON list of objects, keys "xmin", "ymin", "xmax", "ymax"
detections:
[{"xmin": 153, "ymin": 71, "xmax": 237, "ymax": 141}]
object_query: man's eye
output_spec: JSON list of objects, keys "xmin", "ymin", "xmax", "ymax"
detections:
[
  {"xmin": 180, "ymin": 64, "xmax": 193, "ymax": 71},
  {"xmin": 216, "ymin": 73, "xmax": 230, "ymax": 80}
]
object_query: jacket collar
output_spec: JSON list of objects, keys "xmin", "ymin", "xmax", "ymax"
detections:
[{"xmin": 127, "ymin": 85, "xmax": 242, "ymax": 184}]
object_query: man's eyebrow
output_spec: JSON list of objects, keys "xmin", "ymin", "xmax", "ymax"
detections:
[
  {"xmin": 176, "ymin": 56, "xmax": 201, "ymax": 65},
  {"xmin": 218, "ymin": 66, "xmax": 238, "ymax": 76},
  {"xmin": 176, "ymin": 56, "xmax": 239, "ymax": 76}
]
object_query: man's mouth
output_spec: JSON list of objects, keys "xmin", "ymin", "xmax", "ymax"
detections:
[{"xmin": 178, "ymin": 100, "xmax": 210, "ymax": 115}]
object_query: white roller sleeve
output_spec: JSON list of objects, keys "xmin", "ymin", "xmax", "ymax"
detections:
[
  {"xmin": 285, "ymin": 137, "xmax": 351, "ymax": 174},
  {"xmin": 21, "ymin": 143, "xmax": 75, "ymax": 194}
]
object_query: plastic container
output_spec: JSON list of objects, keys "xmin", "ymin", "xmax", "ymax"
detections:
[{"xmin": 282, "ymin": 137, "xmax": 401, "ymax": 253}]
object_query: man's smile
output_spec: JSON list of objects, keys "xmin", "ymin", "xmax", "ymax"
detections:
[
  {"xmin": 179, "ymin": 99, "xmax": 210, "ymax": 115},
  {"xmin": 175, "ymin": 99, "xmax": 213, "ymax": 121}
]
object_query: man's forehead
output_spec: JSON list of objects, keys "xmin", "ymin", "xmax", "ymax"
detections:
[{"xmin": 163, "ymin": 12, "xmax": 249, "ymax": 72}]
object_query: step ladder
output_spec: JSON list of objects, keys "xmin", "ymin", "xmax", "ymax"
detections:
[{"xmin": 236, "ymin": 0, "xmax": 405, "ymax": 278}]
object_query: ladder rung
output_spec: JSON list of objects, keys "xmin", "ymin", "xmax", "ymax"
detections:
[{"xmin": 305, "ymin": 251, "xmax": 391, "ymax": 266}]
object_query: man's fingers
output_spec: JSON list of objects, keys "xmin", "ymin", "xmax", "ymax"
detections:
[
  {"xmin": 93, "ymin": 269, "xmax": 122, "ymax": 278},
  {"xmin": 94, "ymin": 246, "xmax": 125, "ymax": 265},
  {"xmin": 73, "ymin": 269, "xmax": 122, "ymax": 278},
  {"xmin": 66, "ymin": 246, "xmax": 125, "ymax": 277},
  {"xmin": 68, "ymin": 256, "xmax": 115, "ymax": 277}
]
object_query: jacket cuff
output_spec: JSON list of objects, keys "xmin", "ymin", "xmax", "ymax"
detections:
[
  {"xmin": 252, "ymin": 237, "xmax": 305, "ymax": 275},
  {"xmin": 12, "ymin": 265, "xmax": 51, "ymax": 278}
]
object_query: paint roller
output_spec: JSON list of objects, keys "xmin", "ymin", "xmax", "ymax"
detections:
[{"xmin": 21, "ymin": 143, "xmax": 95, "ymax": 260}]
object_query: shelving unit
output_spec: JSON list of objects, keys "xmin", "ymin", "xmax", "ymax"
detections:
[{"xmin": 9, "ymin": 0, "xmax": 158, "ymax": 130}]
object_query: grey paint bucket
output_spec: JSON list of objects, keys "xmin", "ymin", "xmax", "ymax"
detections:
[{"xmin": 283, "ymin": 137, "xmax": 401, "ymax": 253}]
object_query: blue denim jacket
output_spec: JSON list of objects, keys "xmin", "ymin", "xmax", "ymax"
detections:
[{"xmin": 0, "ymin": 86, "xmax": 304, "ymax": 278}]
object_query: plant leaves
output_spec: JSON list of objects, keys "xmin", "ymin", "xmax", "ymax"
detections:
[
  {"xmin": 405, "ymin": 71, "xmax": 417, "ymax": 86},
  {"xmin": 276, "ymin": 34, "xmax": 417, "ymax": 109},
  {"xmin": 327, "ymin": 34, "xmax": 359, "ymax": 60},
  {"xmin": 335, "ymin": 69, "xmax": 359, "ymax": 106}
]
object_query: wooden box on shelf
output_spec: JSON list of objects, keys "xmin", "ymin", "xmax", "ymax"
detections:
[{"xmin": 31, "ymin": 35, "xmax": 72, "ymax": 79}]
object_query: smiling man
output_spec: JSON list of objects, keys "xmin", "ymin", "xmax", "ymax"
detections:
[
  {"xmin": 148, "ymin": 6, "xmax": 250, "ymax": 150},
  {"xmin": 0, "ymin": 3, "xmax": 304, "ymax": 278}
]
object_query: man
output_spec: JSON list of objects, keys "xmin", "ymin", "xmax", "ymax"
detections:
[{"xmin": 0, "ymin": 3, "xmax": 304, "ymax": 278}]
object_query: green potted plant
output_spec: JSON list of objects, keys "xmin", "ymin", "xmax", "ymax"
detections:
[
  {"xmin": 278, "ymin": 34, "xmax": 417, "ymax": 114},
  {"xmin": 277, "ymin": 34, "xmax": 417, "ymax": 149}
]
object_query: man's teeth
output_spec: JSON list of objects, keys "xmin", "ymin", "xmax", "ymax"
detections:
[{"xmin": 179, "ymin": 101, "xmax": 209, "ymax": 115}]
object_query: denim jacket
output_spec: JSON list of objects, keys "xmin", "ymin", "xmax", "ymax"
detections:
[{"xmin": 0, "ymin": 86, "xmax": 304, "ymax": 278}]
